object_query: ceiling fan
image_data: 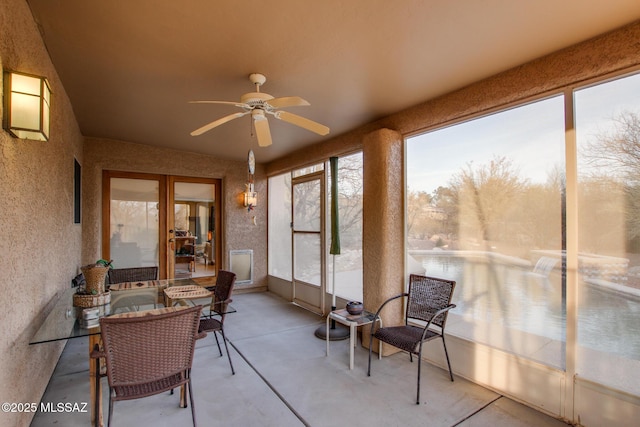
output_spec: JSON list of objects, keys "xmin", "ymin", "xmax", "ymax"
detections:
[{"xmin": 189, "ymin": 73, "xmax": 330, "ymax": 147}]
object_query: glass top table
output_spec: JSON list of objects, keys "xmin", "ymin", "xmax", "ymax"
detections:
[
  {"xmin": 29, "ymin": 277, "xmax": 235, "ymax": 426},
  {"xmin": 29, "ymin": 278, "xmax": 234, "ymax": 345}
]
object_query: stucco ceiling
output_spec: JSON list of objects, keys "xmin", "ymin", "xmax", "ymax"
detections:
[{"xmin": 27, "ymin": 0, "xmax": 640, "ymax": 164}]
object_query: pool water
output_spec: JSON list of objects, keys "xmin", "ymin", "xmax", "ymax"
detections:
[{"xmin": 415, "ymin": 254, "xmax": 640, "ymax": 361}]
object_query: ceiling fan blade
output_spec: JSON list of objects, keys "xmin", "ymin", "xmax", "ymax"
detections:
[
  {"xmin": 253, "ymin": 114, "xmax": 273, "ymax": 147},
  {"xmin": 190, "ymin": 111, "xmax": 248, "ymax": 136},
  {"xmin": 274, "ymin": 111, "xmax": 330, "ymax": 136},
  {"xmin": 265, "ymin": 96, "xmax": 310, "ymax": 109},
  {"xmin": 189, "ymin": 100, "xmax": 250, "ymax": 109}
]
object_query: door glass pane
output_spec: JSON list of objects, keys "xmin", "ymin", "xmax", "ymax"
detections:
[
  {"xmin": 294, "ymin": 233, "xmax": 321, "ymax": 286},
  {"xmin": 406, "ymin": 95, "xmax": 566, "ymax": 368},
  {"xmin": 173, "ymin": 182, "xmax": 216, "ymax": 279},
  {"xmin": 268, "ymin": 173, "xmax": 292, "ymax": 280},
  {"xmin": 110, "ymin": 178, "xmax": 159, "ymax": 268},
  {"xmin": 575, "ymin": 72, "xmax": 640, "ymax": 394},
  {"xmin": 293, "ymin": 179, "xmax": 321, "ymax": 232}
]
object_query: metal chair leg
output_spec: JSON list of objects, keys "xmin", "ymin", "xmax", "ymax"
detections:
[
  {"xmin": 220, "ymin": 330, "xmax": 235, "ymax": 375},
  {"xmin": 213, "ymin": 330, "xmax": 223, "ymax": 357},
  {"xmin": 416, "ymin": 346, "xmax": 423, "ymax": 405},
  {"xmin": 108, "ymin": 390, "xmax": 114, "ymax": 427},
  {"xmin": 188, "ymin": 377, "xmax": 197, "ymax": 427},
  {"xmin": 441, "ymin": 335, "xmax": 454, "ymax": 382}
]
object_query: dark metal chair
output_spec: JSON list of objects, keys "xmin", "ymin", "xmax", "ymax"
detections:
[
  {"xmin": 91, "ymin": 305, "xmax": 204, "ymax": 427},
  {"xmin": 107, "ymin": 266, "xmax": 159, "ymax": 284},
  {"xmin": 198, "ymin": 270, "xmax": 236, "ymax": 375},
  {"xmin": 367, "ymin": 274, "xmax": 456, "ymax": 404}
]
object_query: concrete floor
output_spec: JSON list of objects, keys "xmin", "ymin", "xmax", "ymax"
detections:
[{"xmin": 31, "ymin": 291, "xmax": 570, "ymax": 427}]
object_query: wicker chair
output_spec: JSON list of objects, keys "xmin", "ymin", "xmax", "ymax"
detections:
[
  {"xmin": 199, "ymin": 270, "xmax": 236, "ymax": 375},
  {"xmin": 367, "ymin": 274, "xmax": 456, "ymax": 404},
  {"xmin": 107, "ymin": 266, "xmax": 159, "ymax": 284},
  {"xmin": 91, "ymin": 305, "xmax": 204, "ymax": 427},
  {"xmin": 107, "ymin": 267, "xmax": 159, "ymax": 312}
]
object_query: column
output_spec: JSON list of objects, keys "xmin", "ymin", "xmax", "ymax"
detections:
[{"xmin": 362, "ymin": 128, "xmax": 404, "ymax": 355}]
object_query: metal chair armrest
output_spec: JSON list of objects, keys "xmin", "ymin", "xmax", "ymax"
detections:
[
  {"xmin": 369, "ymin": 293, "xmax": 408, "ymax": 336},
  {"xmin": 420, "ymin": 303, "xmax": 456, "ymax": 340}
]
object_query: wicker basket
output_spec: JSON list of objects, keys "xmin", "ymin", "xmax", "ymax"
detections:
[
  {"xmin": 81, "ymin": 265, "xmax": 109, "ymax": 294},
  {"xmin": 73, "ymin": 290, "xmax": 111, "ymax": 309}
]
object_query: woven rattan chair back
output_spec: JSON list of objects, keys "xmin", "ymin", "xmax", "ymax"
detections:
[
  {"xmin": 98, "ymin": 305, "xmax": 202, "ymax": 426},
  {"xmin": 107, "ymin": 266, "xmax": 158, "ymax": 284},
  {"xmin": 211, "ymin": 270, "xmax": 236, "ymax": 322},
  {"xmin": 406, "ymin": 274, "xmax": 456, "ymax": 329}
]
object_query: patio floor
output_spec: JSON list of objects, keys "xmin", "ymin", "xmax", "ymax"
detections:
[{"xmin": 31, "ymin": 291, "xmax": 570, "ymax": 426}]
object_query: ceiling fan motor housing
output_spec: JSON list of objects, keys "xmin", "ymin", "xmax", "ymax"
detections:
[{"xmin": 241, "ymin": 92, "xmax": 275, "ymax": 109}]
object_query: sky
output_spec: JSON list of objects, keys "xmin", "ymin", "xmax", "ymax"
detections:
[{"xmin": 406, "ymin": 72, "xmax": 640, "ymax": 194}]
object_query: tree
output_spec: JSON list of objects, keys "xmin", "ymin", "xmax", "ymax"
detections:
[
  {"xmin": 582, "ymin": 110, "xmax": 640, "ymax": 181},
  {"xmin": 406, "ymin": 189, "xmax": 433, "ymax": 238},
  {"xmin": 448, "ymin": 156, "xmax": 528, "ymax": 249},
  {"xmin": 581, "ymin": 110, "xmax": 640, "ymax": 248}
]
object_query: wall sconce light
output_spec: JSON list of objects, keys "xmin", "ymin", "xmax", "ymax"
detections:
[
  {"xmin": 3, "ymin": 70, "xmax": 51, "ymax": 141},
  {"xmin": 244, "ymin": 183, "xmax": 257, "ymax": 210}
]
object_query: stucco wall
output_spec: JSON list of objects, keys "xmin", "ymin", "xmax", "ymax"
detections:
[
  {"xmin": 0, "ymin": 0, "xmax": 85, "ymax": 425},
  {"xmin": 82, "ymin": 137, "xmax": 267, "ymax": 291}
]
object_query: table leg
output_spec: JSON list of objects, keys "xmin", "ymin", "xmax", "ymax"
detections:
[
  {"xmin": 349, "ymin": 323, "xmax": 356, "ymax": 370},
  {"xmin": 180, "ymin": 385, "xmax": 187, "ymax": 408},
  {"xmin": 89, "ymin": 334, "xmax": 103, "ymax": 427}
]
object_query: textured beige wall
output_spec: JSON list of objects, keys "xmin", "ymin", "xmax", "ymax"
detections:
[
  {"xmin": 362, "ymin": 128, "xmax": 404, "ymax": 312},
  {"xmin": 0, "ymin": 0, "xmax": 85, "ymax": 425},
  {"xmin": 361, "ymin": 129, "xmax": 405, "ymax": 354},
  {"xmin": 83, "ymin": 137, "xmax": 267, "ymax": 291}
]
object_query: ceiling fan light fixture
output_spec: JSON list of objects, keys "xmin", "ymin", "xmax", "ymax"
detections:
[{"xmin": 251, "ymin": 109, "xmax": 266, "ymax": 120}]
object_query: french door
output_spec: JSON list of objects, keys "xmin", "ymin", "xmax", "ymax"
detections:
[
  {"xmin": 167, "ymin": 176, "xmax": 221, "ymax": 283},
  {"xmin": 102, "ymin": 171, "xmax": 221, "ymax": 281},
  {"xmin": 292, "ymin": 171, "xmax": 325, "ymax": 314}
]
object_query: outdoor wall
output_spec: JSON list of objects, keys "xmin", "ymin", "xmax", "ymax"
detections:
[
  {"xmin": 0, "ymin": 0, "xmax": 85, "ymax": 425},
  {"xmin": 82, "ymin": 137, "xmax": 267, "ymax": 291}
]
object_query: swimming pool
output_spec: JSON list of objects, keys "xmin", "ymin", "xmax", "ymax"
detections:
[{"xmin": 412, "ymin": 252, "xmax": 640, "ymax": 361}]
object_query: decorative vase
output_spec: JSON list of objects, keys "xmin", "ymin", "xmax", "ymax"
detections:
[
  {"xmin": 346, "ymin": 301, "xmax": 364, "ymax": 315},
  {"xmin": 80, "ymin": 264, "xmax": 109, "ymax": 295}
]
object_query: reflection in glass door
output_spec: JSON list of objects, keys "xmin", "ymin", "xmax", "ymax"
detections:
[
  {"xmin": 292, "ymin": 171, "xmax": 325, "ymax": 314},
  {"xmin": 103, "ymin": 172, "xmax": 165, "ymax": 272},
  {"xmin": 168, "ymin": 178, "xmax": 220, "ymax": 282}
]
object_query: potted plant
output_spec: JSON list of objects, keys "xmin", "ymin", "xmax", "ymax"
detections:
[
  {"xmin": 80, "ymin": 259, "xmax": 113, "ymax": 294},
  {"xmin": 73, "ymin": 260, "xmax": 113, "ymax": 309}
]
